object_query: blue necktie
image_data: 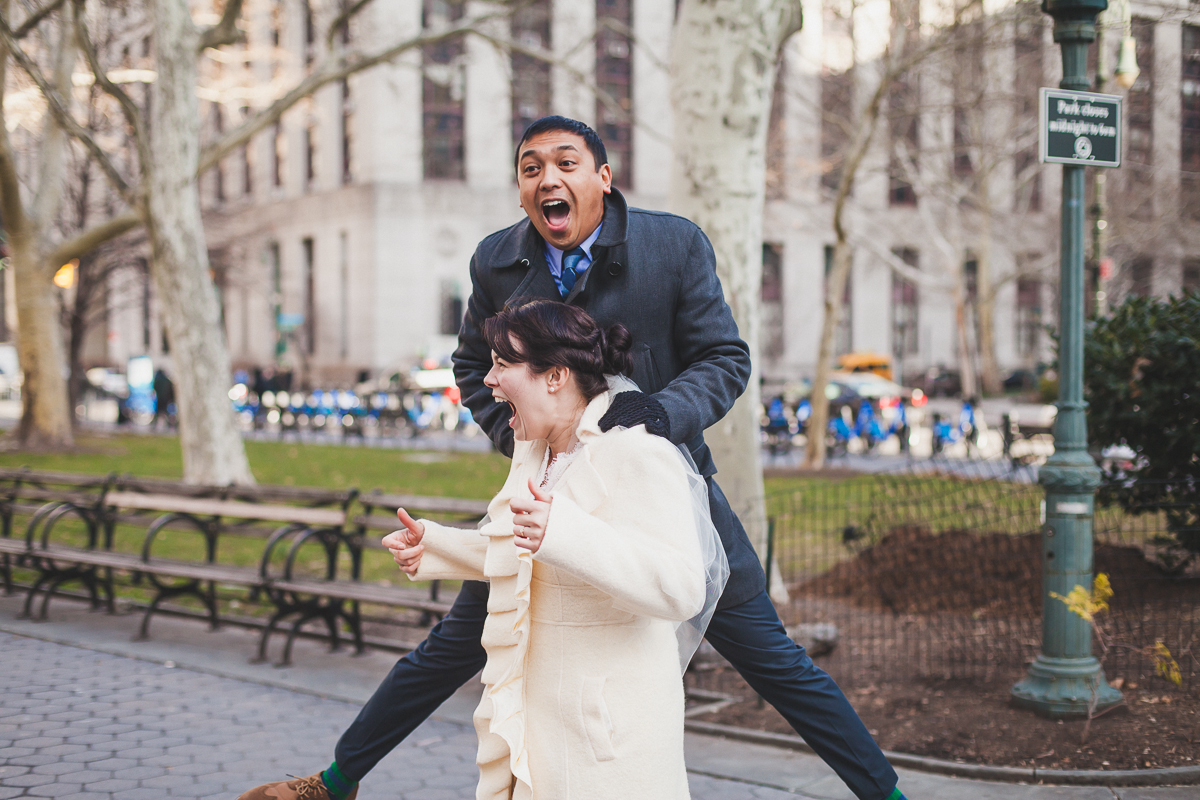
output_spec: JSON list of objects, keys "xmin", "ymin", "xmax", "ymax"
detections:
[{"xmin": 561, "ymin": 247, "xmax": 586, "ymax": 296}]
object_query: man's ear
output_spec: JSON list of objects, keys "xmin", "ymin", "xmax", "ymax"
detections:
[{"xmin": 599, "ymin": 163, "xmax": 613, "ymax": 194}]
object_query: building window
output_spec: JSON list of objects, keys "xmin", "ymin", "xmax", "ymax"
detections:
[
  {"xmin": 1183, "ymin": 259, "xmax": 1200, "ymax": 292},
  {"xmin": 340, "ymin": 232, "xmax": 350, "ymax": 359},
  {"xmin": 891, "ymin": 247, "xmax": 919, "ymax": 357},
  {"xmin": 1127, "ymin": 256, "xmax": 1153, "ymax": 298},
  {"xmin": 422, "ymin": 0, "xmax": 466, "ymax": 180},
  {"xmin": 1015, "ymin": 277, "xmax": 1042, "ymax": 359},
  {"xmin": 887, "ymin": 0, "xmax": 919, "ymax": 207},
  {"xmin": 820, "ymin": 2, "xmax": 853, "ymax": 196},
  {"xmin": 596, "ymin": 0, "xmax": 633, "ymax": 188},
  {"xmin": 272, "ymin": 122, "xmax": 284, "ymax": 188},
  {"xmin": 963, "ymin": 257, "xmax": 978, "ymax": 305},
  {"xmin": 213, "ymin": 104, "xmax": 225, "ymax": 204},
  {"xmin": 341, "ymin": 79, "xmax": 353, "ymax": 184},
  {"xmin": 303, "ymin": 0, "xmax": 316, "ymax": 67},
  {"xmin": 762, "ymin": 243, "xmax": 784, "ymax": 359},
  {"xmin": 305, "ymin": 123, "xmax": 316, "ymax": 190},
  {"xmin": 1013, "ymin": 10, "xmax": 1044, "ymax": 212},
  {"xmin": 0, "ymin": 263, "xmax": 7, "ymax": 341},
  {"xmin": 337, "ymin": 0, "xmax": 353, "ymax": 46},
  {"xmin": 511, "ymin": 0, "xmax": 552, "ymax": 149},
  {"xmin": 951, "ymin": 23, "xmax": 984, "ymax": 183},
  {"xmin": 824, "ymin": 245, "xmax": 852, "ymax": 357},
  {"xmin": 440, "ymin": 280, "xmax": 463, "ymax": 335},
  {"xmin": 303, "ymin": 237, "xmax": 316, "ymax": 355},
  {"xmin": 887, "ymin": 74, "xmax": 918, "ymax": 206},
  {"xmin": 268, "ymin": 242, "xmax": 282, "ymax": 355},
  {"xmin": 765, "ymin": 58, "xmax": 787, "ymax": 199},
  {"xmin": 820, "ymin": 70, "xmax": 852, "ymax": 194},
  {"xmin": 241, "ymin": 110, "xmax": 253, "ymax": 196},
  {"xmin": 1181, "ymin": 25, "xmax": 1200, "ymax": 216},
  {"xmin": 1127, "ymin": 18, "xmax": 1155, "ymax": 165}
]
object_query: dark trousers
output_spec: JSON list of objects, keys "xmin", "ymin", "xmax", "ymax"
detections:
[{"xmin": 334, "ymin": 587, "xmax": 897, "ymax": 800}]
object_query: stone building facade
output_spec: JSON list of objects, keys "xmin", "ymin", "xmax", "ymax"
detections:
[{"xmin": 95, "ymin": 0, "xmax": 1200, "ymax": 389}]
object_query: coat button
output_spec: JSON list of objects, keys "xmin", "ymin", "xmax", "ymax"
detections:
[
  {"xmin": 607, "ymin": 262, "xmax": 623, "ymax": 277},
  {"xmin": 520, "ymin": 259, "xmax": 530, "ymax": 267}
]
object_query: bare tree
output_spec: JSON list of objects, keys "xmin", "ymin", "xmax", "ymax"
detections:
[
  {"xmin": 666, "ymin": 0, "xmax": 802, "ymax": 577},
  {"xmin": 0, "ymin": 0, "xmax": 139, "ymax": 450},
  {"xmin": 4, "ymin": 0, "xmax": 504, "ymax": 482}
]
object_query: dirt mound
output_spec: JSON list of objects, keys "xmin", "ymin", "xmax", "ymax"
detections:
[{"xmin": 793, "ymin": 526, "xmax": 1189, "ymax": 617}]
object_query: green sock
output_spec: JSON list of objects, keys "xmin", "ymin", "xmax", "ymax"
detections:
[
  {"xmin": 320, "ymin": 762, "xmax": 355, "ymax": 800},
  {"xmin": 885, "ymin": 788, "xmax": 908, "ymax": 800}
]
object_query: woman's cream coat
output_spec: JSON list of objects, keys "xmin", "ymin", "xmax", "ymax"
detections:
[{"xmin": 412, "ymin": 390, "xmax": 706, "ymax": 800}]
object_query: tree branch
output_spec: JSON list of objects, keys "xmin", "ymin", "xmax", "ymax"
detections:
[
  {"xmin": 45, "ymin": 210, "xmax": 143, "ymax": 268},
  {"xmin": 198, "ymin": 0, "xmax": 246, "ymax": 51},
  {"xmin": 853, "ymin": 236, "xmax": 953, "ymax": 289},
  {"xmin": 70, "ymin": 0, "xmax": 150, "ymax": 180},
  {"xmin": 0, "ymin": 9, "xmax": 135, "ymax": 205},
  {"xmin": 325, "ymin": 0, "xmax": 376, "ymax": 50},
  {"xmin": 200, "ymin": 13, "xmax": 503, "ymax": 173},
  {"xmin": 15, "ymin": 0, "xmax": 64, "ymax": 38}
]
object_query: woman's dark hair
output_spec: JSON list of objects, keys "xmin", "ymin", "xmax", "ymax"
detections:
[{"xmin": 483, "ymin": 299, "xmax": 632, "ymax": 401}]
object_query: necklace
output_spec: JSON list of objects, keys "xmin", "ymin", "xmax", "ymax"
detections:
[{"xmin": 538, "ymin": 441, "xmax": 584, "ymax": 491}]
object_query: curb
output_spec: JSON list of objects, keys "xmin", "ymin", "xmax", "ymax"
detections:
[{"xmin": 683, "ymin": 720, "xmax": 1200, "ymax": 787}]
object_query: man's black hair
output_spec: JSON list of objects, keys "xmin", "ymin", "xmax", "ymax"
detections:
[{"xmin": 514, "ymin": 116, "xmax": 608, "ymax": 174}]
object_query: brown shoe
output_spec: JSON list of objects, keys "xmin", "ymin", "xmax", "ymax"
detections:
[{"xmin": 236, "ymin": 773, "xmax": 358, "ymax": 800}]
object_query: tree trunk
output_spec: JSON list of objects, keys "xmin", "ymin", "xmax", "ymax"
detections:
[
  {"xmin": 668, "ymin": 0, "xmax": 801, "ymax": 593},
  {"xmin": 145, "ymin": 0, "xmax": 253, "ymax": 485},
  {"xmin": 975, "ymin": 220, "xmax": 1002, "ymax": 395},
  {"xmin": 805, "ymin": 239, "xmax": 852, "ymax": 469},
  {"xmin": 1, "ymin": 1, "xmax": 74, "ymax": 449},
  {"xmin": 954, "ymin": 276, "xmax": 978, "ymax": 400}
]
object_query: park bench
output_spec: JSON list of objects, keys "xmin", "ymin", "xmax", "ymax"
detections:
[
  {"xmin": 0, "ymin": 470, "xmax": 489, "ymax": 665},
  {"xmin": 1000, "ymin": 407, "xmax": 1056, "ymax": 463}
]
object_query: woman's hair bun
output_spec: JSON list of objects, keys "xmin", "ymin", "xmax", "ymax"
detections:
[{"xmin": 601, "ymin": 323, "xmax": 633, "ymax": 376}]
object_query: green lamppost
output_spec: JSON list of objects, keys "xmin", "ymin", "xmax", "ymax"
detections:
[{"xmin": 1010, "ymin": 0, "xmax": 1123, "ymax": 717}]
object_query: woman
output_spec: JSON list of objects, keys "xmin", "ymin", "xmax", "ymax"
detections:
[{"xmin": 384, "ymin": 299, "xmax": 725, "ymax": 800}]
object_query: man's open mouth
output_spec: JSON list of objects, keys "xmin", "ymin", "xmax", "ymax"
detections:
[{"xmin": 542, "ymin": 199, "xmax": 570, "ymax": 229}]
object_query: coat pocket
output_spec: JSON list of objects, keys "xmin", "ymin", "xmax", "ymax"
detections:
[
  {"xmin": 579, "ymin": 676, "xmax": 616, "ymax": 762},
  {"xmin": 635, "ymin": 343, "xmax": 664, "ymax": 394}
]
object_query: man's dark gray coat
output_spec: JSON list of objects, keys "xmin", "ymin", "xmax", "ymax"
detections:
[{"xmin": 452, "ymin": 187, "xmax": 766, "ymax": 608}]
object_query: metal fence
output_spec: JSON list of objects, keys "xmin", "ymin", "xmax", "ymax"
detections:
[{"xmin": 768, "ymin": 461, "xmax": 1200, "ymax": 689}]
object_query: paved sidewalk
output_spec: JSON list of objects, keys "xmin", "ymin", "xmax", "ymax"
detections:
[{"xmin": 1, "ymin": 594, "xmax": 1196, "ymax": 800}]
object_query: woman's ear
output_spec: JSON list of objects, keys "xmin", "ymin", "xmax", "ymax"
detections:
[{"xmin": 546, "ymin": 365, "xmax": 570, "ymax": 394}]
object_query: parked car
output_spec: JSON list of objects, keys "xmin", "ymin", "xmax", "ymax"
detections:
[{"xmin": 914, "ymin": 366, "xmax": 962, "ymax": 398}]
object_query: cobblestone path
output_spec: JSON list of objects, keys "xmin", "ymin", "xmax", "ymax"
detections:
[{"xmin": 1, "ymin": 632, "xmax": 801, "ymax": 799}]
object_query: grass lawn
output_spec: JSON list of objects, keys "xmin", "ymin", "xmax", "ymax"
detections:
[{"xmin": 0, "ymin": 432, "xmax": 511, "ymax": 499}]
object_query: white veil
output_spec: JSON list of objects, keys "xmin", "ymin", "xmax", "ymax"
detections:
[{"xmin": 606, "ymin": 376, "xmax": 730, "ymax": 674}]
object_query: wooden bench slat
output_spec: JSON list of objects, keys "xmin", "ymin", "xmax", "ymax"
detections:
[
  {"xmin": 28, "ymin": 545, "xmax": 259, "ymax": 584},
  {"xmin": 361, "ymin": 493, "xmax": 489, "ymax": 516},
  {"xmin": 357, "ymin": 514, "xmax": 479, "ymax": 533},
  {"xmin": 269, "ymin": 577, "xmax": 453, "ymax": 612},
  {"xmin": 105, "ymin": 492, "xmax": 345, "ymax": 527},
  {"xmin": 24, "ymin": 543, "xmax": 450, "ymax": 614}
]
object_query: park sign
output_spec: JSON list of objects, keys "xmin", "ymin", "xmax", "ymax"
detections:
[{"xmin": 1040, "ymin": 87, "xmax": 1121, "ymax": 167}]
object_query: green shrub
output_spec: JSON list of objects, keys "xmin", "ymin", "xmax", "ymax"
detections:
[{"xmin": 1085, "ymin": 291, "xmax": 1200, "ymax": 557}]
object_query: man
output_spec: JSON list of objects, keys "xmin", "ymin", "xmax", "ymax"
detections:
[{"xmin": 239, "ymin": 117, "xmax": 908, "ymax": 800}]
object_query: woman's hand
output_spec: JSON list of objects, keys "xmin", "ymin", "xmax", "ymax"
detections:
[
  {"xmin": 382, "ymin": 508, "xmax": 425, "ymax": 576},
  {"xmin": 509, "ymin": 479, "xmax": 552, "ymax": 553}
]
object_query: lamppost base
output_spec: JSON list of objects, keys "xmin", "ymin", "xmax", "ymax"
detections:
[{"xmin": 1011, "ymin": 654, "xmax": 1123, "ymax": 718}]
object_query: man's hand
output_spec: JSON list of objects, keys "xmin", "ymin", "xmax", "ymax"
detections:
[
  {"xmin": 598, "ymin": 391, "xmax": 671, "ymax": 439},
  {"xmin": 510, "ymin": 479, "xmax": 552, "ymax": 553},
  {"xmin": 383, "ymin": 508, "xmax": 425, "ymax": 576}
]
